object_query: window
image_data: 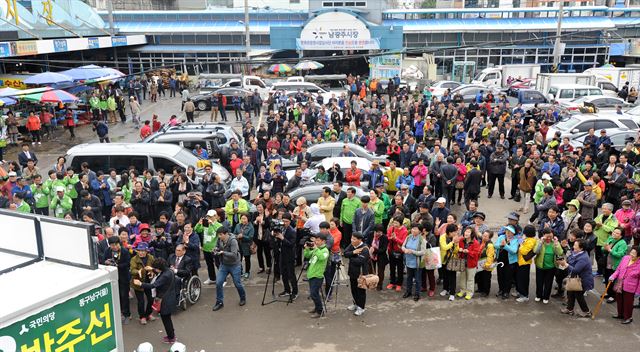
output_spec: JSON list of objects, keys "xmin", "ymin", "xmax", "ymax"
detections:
[
  {"xmin": 152, "ymin": 157, "xmax": 180, "ymax": 174},
  {"xmin": 620, "ymin": 120, "xmax": 637, "ymax": 130},
  {"xmin": 290, "ymin": 0, "xmax": 300, "ymax": 3},
  {"xmin": 611, "ymin": 134, "xmax": 629, "ymax": 146},
  {"xmin": 599, "ymin": 82, "xmax": 617, "ymax": 92},
  {"xmin": 523, "ymin": 91, "xmax": 545, "ymax": 103},
  {"xmin": 574, "ymin": 122, "xmax": 594, "ymax": 133},
  {"xmin": 248, "ymin": 79, "xmax": 266, "ymax": 88},
  {"xmin": 574, "ymin": 89, "xmax": 589, "ymax": 98},
  {"xmin": 593, "ymin": 121, "xmax": 617, "ymax": 130},
  {"xmin": 588, "ymin": 89, "xmax": 603, "ymax": 96},
  {"xmin": 484, "ymin": 73, "xmax": 498, "ymax": 81},
  {"xmin": 70, "ymin": 156, "xmax": 109, "ymax": 174},
  {"xmin": 110, "ymin": 156, "xmax": 148, "ymax": 173},
  {"xmin": 559, "ymin": 89, "xmax": 574, "ymax": 99},
  {"xmin": 355, "ymin": 1, "xmax": 366, "ymax": 6}
]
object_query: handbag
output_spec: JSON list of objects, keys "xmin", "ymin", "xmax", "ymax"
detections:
[
  {"xmin": 261, "ymin": 181, "xmax": 273, "ymax": 191},
  {"xmin": 357, "ymin": 274, "xmax": 379, "ymax": 290},
  {"xmin": 455, "ymin": 181, "xmax": 464, "ymax": 190},
  {"xmin": 565, "ymin": 276, "xmax": 583, "ymax": 292},
  {"xmin": 250, "ymin": 242, "xmax": 257, "ymax": 255},
  {"xmin": 423, "ymin": 245, "xmax": 442, "ymax": 270},
  {"xmin": 446, "ymin": 256, "xmax": 466, "ymax": 272}
]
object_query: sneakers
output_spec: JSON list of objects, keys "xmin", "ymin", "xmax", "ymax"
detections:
[
  {"xmin": 212, "ymin": 302, "xmax": 224, "ymax": 311},
  {"xmin": 534, "ymin": 297, "xmax": 541, "ymax": 302},
  {"xmin": 122, "ymin": 316, "xmax": 130, "ymax": 325},
  {"xmin": 576, "ymin": 311, "xmax": 592, "ymax": 318},
  {"xmin": 456, "ymin": 291, "xmax": 465, "ymax": 298},
  {"xmin": 448, "ymin": 295, "xmax": 455, "ymax": 301},
  {"xmin": 347, "ymin": 304, "xmax": 357, "ymax": 311},
  {"xmin": 464, "ymin": 293, "xmax": 472, "ymax": 300},
  {"xmin": 203, "ymin": 279, "xmax": 215, "ymax": 285},
  {"xmin": 278, "ymin": 291, "xmax": 291, "ymax": 297},
  {"xmin": 395, "ymin": 285, "xmax": 402, "ymax": 292},
  {"xmin": 386, "ymin": 284, "xmax": 395, "ymax": 290},
  {"xmin": 560, "ymin": 308, "xmax": 574, "ymax": 315},
  {"xmin": 428, "ymin": 290, "xmax": 435, "ymax": 297},
  {"xmin": 511, "ymin": 291, "xmax": 519, "ymax": 298},
  {"xmin": 140, "ymin": 317, "xmax": 147, "ymax": 325},
  {"xmin": 162, "ymin": 336, "xmax": 177, "ymax": 344},
  {"xmin": 354, "ymin": 307, "xmax": 365, "ymax": 316},
  {"xmin": 440, "ymin": 290, "xmax": 448, "ymax": 297},
  {"xmin": 606, "ymin": 297, "xmax": 615, "ymax": 304},
  {"xmin": 310, "ymin": 312, "xmax": 322, "ymax": 319},
  {"xmin": 516, "ymin": 297, "xmax": 529, "ymax": 303},
  {"xmin": 543, "ymin": 300, "xmax": 549, "ymax": 304},
  {"xmin": 147, "ymin": 314, "xmax": 157, "ymax": 321}
]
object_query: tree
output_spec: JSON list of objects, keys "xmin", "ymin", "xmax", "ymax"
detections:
[{"xmin": 420, "ymin": 0, "xmax": 437, "ymax": 8}]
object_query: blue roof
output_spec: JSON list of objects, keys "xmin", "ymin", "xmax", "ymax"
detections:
[
  {"xmin": 129, "ymin": 44, "xmax": 272, "ymax": 53},
  {"xmin": 115, "ymin": 20, "xmax": 304, "ymax": 34},
  {"xmin": 383, "ymin": 6, "xmax": 609, "ymax": 14},
  {"xmin": 384, "ymin": 17, "xmax": 616, "ymax": 32}
]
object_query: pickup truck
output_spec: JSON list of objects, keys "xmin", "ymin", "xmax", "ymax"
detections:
[{"xmin": 507, "ymin": 89, "xmax": 554, "ymax": 114}]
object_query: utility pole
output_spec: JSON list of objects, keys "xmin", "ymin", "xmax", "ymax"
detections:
[
  {"xmin": 552, "ymin": 0, "xmax": 564, "ymax": 72},
  {"xmin": 244, "ymin": 0, "xmax": 251, "ymax": 75}
]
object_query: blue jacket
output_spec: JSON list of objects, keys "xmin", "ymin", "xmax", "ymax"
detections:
[
  {"xmin": 495, "ymin": 235, "xmax": 519, "ymax": 264},
  {"xmin": 90, "ymin": 179, "xmax": 112, "ymax": 206},
  {"xmin": 395, "ymin": 174, "xmax": 415, "ymax": 191},
  {"xmin": 567, "ymin": 250, "xmax": 594, "ymax": 291},
  {"xmin": 541, "ymin": 162, "xmax": 560, "ymax": 177}
]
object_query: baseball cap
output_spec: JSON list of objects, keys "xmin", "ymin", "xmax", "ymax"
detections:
[
  {"xmin": 504, "ymin": 225, "xmax": 516, "ymax": 234},
  {"xmin": 506, "ymin": 212, "xmax": 520, "ymax": 221},
  {"xmin": 541, "ymin": 173, "xmax": 552, "ymax": 181},
  {"xmin": 7, "ymin": 171, "xmax": 16, "ymax": 177},
  {"xmin": 473, "ymin": 212, "xmax": 486, "ymax": 220},
  {"xmin": 207, "ymin": 209, "xmax": 218, "ymax": 217},
  {"xmin": 436, "ymin": 197, "xmax": 446, "ymax": 203}
]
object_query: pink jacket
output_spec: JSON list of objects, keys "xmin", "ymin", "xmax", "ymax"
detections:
[
  {"xmin": 610, "ymin": 255, "xmax": 640, "ymax": 295},
  {"xmin": 411, "ymin": 164, "xmax": 428, "ymax": 187},
  {"xmin": 455, "ymin": 163, "xmax": 467, "ymax": 182},
  {"xmin": 615, "ymin": 208, "xmax": 635, "ymax": 238}
]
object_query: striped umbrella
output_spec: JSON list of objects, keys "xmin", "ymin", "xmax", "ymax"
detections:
[
  {"xmin": 294, "ymin": 60, "xmax": 324, "ymax": 70},
  {"xmin": 0, "ymin": 97, "xmax": 17, "ymax": 106},
  {"xmin": 20, "ymin": 89, "xmax": 78, "ymax": 103},
  {"xmin": 268, "ymin": 63, "xmax": 293, "ymax": 73}
]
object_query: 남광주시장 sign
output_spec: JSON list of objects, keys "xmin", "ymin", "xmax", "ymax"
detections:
[{"xmin": 0, "ymin": 282, "xmax": 117, "ymax": 352}]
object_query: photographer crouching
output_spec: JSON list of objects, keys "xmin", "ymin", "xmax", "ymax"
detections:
[{"xmin": 303, "ymin": 232, "xmax": 329, "ymax": 318}]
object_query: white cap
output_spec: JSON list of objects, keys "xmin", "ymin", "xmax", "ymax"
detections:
[
  {"xmin": 436, "ymin": 197, "xmax": 447, "ymax": 203},
  {"xmin": 55, "ymin": 186, "xmax": 65, "ymax": 192},
  {"xmin": 541, "ymin": 173, "xmax": 552, "ymax": 181},
  {"xmin": 7, "ymin": 171, "xmax": 17, "ymax": 177},
  {"xmin": 169, "ymin": 342, "xmax": 186, "ymax": 352},
  {"xmin": 206, "ymin": 209, "xmax": 217, "ymax": 217},
  {"xmin": 136, "ymin": 342, "xmax": 153, "ymax": 352}
]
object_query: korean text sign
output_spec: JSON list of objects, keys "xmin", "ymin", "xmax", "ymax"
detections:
[{"xmin": 0, "ymin": 282, "xmax": 117, "ymax": 352}]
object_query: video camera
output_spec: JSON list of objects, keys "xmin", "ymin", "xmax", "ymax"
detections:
[{"xmin": 271, "ymin": 218, "xmax": 285, "ymax": 233}]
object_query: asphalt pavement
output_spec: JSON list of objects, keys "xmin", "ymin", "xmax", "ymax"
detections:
[{"xmin": 5, "ymin": 97, "xmax": 640, "ymax": 351}]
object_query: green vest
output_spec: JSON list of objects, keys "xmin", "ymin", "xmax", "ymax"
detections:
[
  {"xmin": 32, "ymin": 183, "xmax": 50, "ymax": 209},
  {"xmin": 195, "ymin": 221, "xmax": 222, "ymax": 252},
  {"xmin": 304, "ymin": 245, "xmax": 329, "ymax": 279}
]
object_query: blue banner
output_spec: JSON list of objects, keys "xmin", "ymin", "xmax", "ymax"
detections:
[
  {"xmin": 88, "ymin": 37, "xmax": 100, "ymax": 49},
  {"xmin": 53, "ymin": 39, "xmax": 68, "ymax": 53},
  {"xmin": 0, "ymin": 43, "xmax": 11, "ymax": 58},
  {"xmin": 111, "ymin": 36, "xmax": 127, "ymax": 47}
]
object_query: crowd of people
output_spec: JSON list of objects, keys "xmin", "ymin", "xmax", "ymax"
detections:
[{"xmin": 2, "ymin": 73, "xmax": 640, "ymax": 345}]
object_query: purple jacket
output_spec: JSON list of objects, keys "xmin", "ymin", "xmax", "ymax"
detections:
[{"xmin": 610, "ymin": 255, "xmax": 640, "ymax": 295}]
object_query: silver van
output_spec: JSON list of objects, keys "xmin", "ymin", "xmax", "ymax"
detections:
[{"xmin": 64, "ymin": 143, "xmax": 230, "ymax": 181}]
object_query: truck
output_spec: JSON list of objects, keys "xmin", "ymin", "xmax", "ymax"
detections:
[
  {"xmin": 0, "ymin": 210, "xmax": 124, "ymax": 352},
  {"xmin": 471, "ymin": 64, "xmax": 541, "ymax": 88},
  {"xmin": 535, "ymin": 73, "xmax": 597, "ymax": 96},
  {"xmin": 197, "ymin": 74, "xmax": 270, "ymax": 98},
  {"xmin": 583, "ymin": 67, "xmax": 640, "ymax": 90},
  {"xmin": 507, "ymin": 89, "xmax": 553, "ymax": 114}
]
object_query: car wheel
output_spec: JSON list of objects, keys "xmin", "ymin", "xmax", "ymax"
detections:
[{"xmin": 197, "ymin": 101, "xmax": 208, "ymax": 111}]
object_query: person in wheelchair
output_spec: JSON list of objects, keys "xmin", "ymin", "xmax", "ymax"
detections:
[{"xmin": 169, "ymin": 245, "xmax": 193, "ymax": 299}]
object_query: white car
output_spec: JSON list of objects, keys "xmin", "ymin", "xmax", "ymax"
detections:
[
  {"xmin": 560, "ymin": 96, "xmax": 629, "ymax": 113},
  {"xmin": 546, "ymin": 113, "xmax": 638, "ymax": 142},
  {"xmin": 428, "ymin": 81, "xmax": 462, "ymax": 99}
]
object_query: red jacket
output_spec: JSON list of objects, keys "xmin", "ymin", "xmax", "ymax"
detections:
[
  {"xmin": 345, "ymin": 168, "xmax": 361, "ymax": 186},
  {"xmin": 140, "ymin": 125, "xmax": 152, "ymax": 139},
  {"xmin": 26, "ymin": 115, "xmax": 41, "ymax": 131},
  {"xmin": 229, "ymin": 158, "xmax": 243, "ymax": 176},
  {"xmin": 458, "ymin": 238, "xmax": 481, "ymax": 268},
  {"xmin": 387, "ymin": 225, "xmax": 408, "ymax": 253}
]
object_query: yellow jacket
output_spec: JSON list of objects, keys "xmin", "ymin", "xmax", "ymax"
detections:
[
  {"xmin": 317, "ymin": 196, "xmax": 335, "ymax": 222},
  {"xmin": 518, "ymin": 237, "xmax": 537, "ymax": 266},
  {"xmin": 480, "ymin": 242, "xmax": 495, "ymax": 271},
  {"xmin": 439, "ymin": 234, "xmax": 458, "ymax": 262},
  {"xmin": 384, "ymin": 168, "xmax": 403, "ymax": 192}
]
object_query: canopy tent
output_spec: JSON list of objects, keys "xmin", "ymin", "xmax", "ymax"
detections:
[{"xmin": 23, "ymin": 72, "xmax": 73, "ymax": 85}]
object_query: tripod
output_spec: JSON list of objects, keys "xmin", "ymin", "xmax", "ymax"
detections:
[
  {"xmin": 261, "ymin": 238, "xmax": 289, "ymax": 306},
  {"xmin": 321, "ymin": 259, "xmax": 348, "ymax": 316}
]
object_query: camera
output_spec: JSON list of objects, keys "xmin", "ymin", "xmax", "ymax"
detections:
[
  {"xmin": 305, "ymin": 241, "xmax": 315, "ymax": 248},
  {"xmin": 202, "ymin": 218, "xmax": 209, "ymax": 227},
  {"xmin": 271, "ymin": 218, "xmax": 285, "ymax": 233}
]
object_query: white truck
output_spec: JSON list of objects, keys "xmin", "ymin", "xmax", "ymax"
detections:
[
  {"xmin": 0, "ymin": 210, "xmax": 124, "ymax": 352},
  {"xmin": 471, "ymin": 64, "xmax": 541, "ymax": 88},
  {"xmin": 535, "ymin": 73, "xmax": 597, "ymax": 96},
  {"xmin": 583, "ymin": 67, "xmax": 640, "ymax": 90},
  {"xmin": 198, "ymin": 74, "xmax": 270, "ymax": 99}
]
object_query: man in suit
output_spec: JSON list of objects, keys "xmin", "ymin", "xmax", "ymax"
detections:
[
  {"xmin": 352, "ymin": 195, "xmax": 375, "ymax": 244},
  {"xmin": 331, "ymin": 181, "xmax": 347, "ymax": 219},
  {"xmin": 295, "ymin": 145, "xmax": 312, "ymax": 166},
  {"xmin": 399, "ymin": 184, "xmax": 417, "ymax": 215},
  {"xmin": 440, "ymin": 157, "xmax": 458, "ymax": 208},
  {"xmin": 102, "ymin": 236, "xmax": 132, "ymax": 324},
  {"xmin": 275, "ymin": 213, "xmax": 298, "ymax": 300},
  {"xmin": 168, "ymin": 244, "xmax": 193, "ymax": 280},
  {"xmin": 17, "ymin": 143, "xmax": 38, "ymax": 169},
  {"xmin": 464, "ymin": 160, "xmax": 482, "ymax": 208}
]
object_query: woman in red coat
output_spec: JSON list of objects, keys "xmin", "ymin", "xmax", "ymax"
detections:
[
  {"xmin": 25, "ymin": 111, "xmax": 42, "ymax": 145},
  {"xmin": 456, "ymin": 226, "xmax": 481, "ymax": 300}
]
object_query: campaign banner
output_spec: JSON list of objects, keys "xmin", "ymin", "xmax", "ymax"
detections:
[
  {"xmin": 88, "ymin": 37, "xmax": 100, "ymax": 49},
  {"xmin": 111, "ymin": 36, "xmax": 128, "ymax": 47},
  {"xmin": 0, "ymin": 282, "xmax": 117, "ymax": 352}
]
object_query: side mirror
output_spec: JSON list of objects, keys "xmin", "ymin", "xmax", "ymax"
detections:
[
  {"xmin": 571, "ymin": 129, "xmax": 579, "ymax": 134},
  {"xmin": 547, "ymin": 93, "xmax": 555, "ymax": 101}
]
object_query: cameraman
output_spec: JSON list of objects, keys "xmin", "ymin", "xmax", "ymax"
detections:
[
  {"xmin": 212, "ymin": 227, "xmax": 246, "ymax": 311},
  {"xmin": 304, "ymin": 232, "xmax": 329, "ymax": 318},
  {"xmin": 102, "ymin": 236, "xmax": 132, "ymax": 324},
  {"xmin": 275, "ymin": 212, "xmax": 298, "ymax": 300},
  {"xmin": 194, "ymin": 210, "xmax": 224, "ymax": 285}
]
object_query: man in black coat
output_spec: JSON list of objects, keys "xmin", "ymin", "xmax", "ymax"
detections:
[
  {"xmin": 509, "ymin": 147, "xmax": 527, "ymax": 200},
  {"xmin": 343, "ymin": 232, "xmax": 370, "ymax": 316},
  {"xmin": 275, "ymin": 213, "xmax": 298, "ymax": 300},
  {"xmin": 295, "ymin": 145, "xmax": 312, "ymax": 166},
  {"xmin": 487, "ymin": 144, "xmax": 509, "ymax": 199},
  {"xmin": 352, "ymin": 196, "xmax": 375, "ymax": 244},
  {"xmin": 464, "ymin": 160, "xmax": 482, "ymax": 208},
  {"xmin": 440, "ymin": 157, "xmax": 458, "ymax": 208},
  {"xmin": 102, "ymin": 236, "xmax": 131, "ymax": 323},
  {"xmin": 78, "ymin": 190, "xmax": 104, "ymax": 223},
  {"xmin": 331, "ymin": 181, "xmax": 347, "ymax": 219},
  {"xmin": 399, "ymin": 184, "xmax": 417, "ymax": 215}
]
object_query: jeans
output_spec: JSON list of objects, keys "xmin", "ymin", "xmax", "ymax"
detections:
[
  {"xmin": 516, "ymin": 264, "xmax": 531, "ymax": 298},
  {"xmin": 567, "ymin": 290, "xmax": 589, "ymax": 313},
  {"xmin": 487, "ymin": 173, "xmax": 505, "ymax": 197},
  {"xmin": 134, "ymin": 289, "xmax": 153, "ymax": 318},
  {"xmin": 405, "ymin": 267, "xmax": 422, "ymax": 296},
  {"xmin": 308, "ymin": 277, "xmax": 324, "ymax": 314},
  {"xmin": 535, "ymin": 267, "xmax": 555, "ymax": 300},
  {"xmin": 215, "ymin": 264, "xmax": 246, "ymax": 304}
]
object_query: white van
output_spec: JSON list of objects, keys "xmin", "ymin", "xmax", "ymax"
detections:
[
  {"xmin": 219, "ymin": 75, "xmax": 269, "ymax": 99},
  {"xmin": 64, "ymin": 143, "xmax": 230, "ymax": 181},
  {"xmin": 269, "ymin": 81, "xmax": 335, "ymax": 102},
  {"xmin": 547, "ymin": 84, "xmax": 605, "ymax": 103}
]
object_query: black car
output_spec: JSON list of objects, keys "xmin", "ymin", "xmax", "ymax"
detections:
[
  {"xmin": 306, "ymin": 142, "xmax": 388, "ymax": 164},
  {"xmin": 192, "ymin": 87, "xmax": 252, "ymax": 111}
]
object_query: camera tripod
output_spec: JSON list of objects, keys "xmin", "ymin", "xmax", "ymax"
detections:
[
  {"xmin": 261, "ymin": 242, "xmax": 290, "ymax": 306},
  {"xmin": 321, "ymin": 259, "xmax": 348, "ymax": 316}
]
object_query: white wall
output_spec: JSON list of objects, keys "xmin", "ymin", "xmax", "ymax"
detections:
[{"xmin": 232, "ymin": 0, "xmax": 309, "ymax": 11}]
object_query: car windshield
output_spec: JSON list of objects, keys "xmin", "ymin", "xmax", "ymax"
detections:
[
  {"xmin": 554, "ymin": 118, "xmax": 581, "ymax": 131},
  {"xmin": 176, "ymin": 147, "xmax": 203, "ymax": 167},
  {"xmin": 626, "ymin": 105, "xmax": 640, "ymax": 116}
]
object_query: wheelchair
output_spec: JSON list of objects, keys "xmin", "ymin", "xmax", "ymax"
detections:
[{"xmin": 176, "ymin": 272, "xmax": 202, "ymax": 310}]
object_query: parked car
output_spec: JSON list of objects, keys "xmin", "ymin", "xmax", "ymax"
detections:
[
  {"xmin": 428, "ymin": 80, "xmax": 462, "ymax": 99},
  {"xmin": 191, "ymin": 87, "xmax": 252, "ymax": 111},
  {"xmin": 546, "ymin": 84, "xmax": 607, "ymax": 103},
  {"xmin": 560, "ymin": 96, "xmax": 630, "ymax": 113},
  {"xmin": 449, "ymin": 84, "xmax": 501, "ymax": 103},
  {"xmin": 546, "ymin": 113, "xmax": 638, "ymax": 142},
  {"xmin": 570, "ymin": 130, "xmax": 638, "ymax": 152},
  {"xmin": 305, "ymin": 142, "xmax": 388, "ymax": 164},
  {"xmin": 65, "ymin": 143, "xmax": 230, "ymax": 181},
  {"xmin": 288, "ymin": 183, "xmax": 369, "ymax": 205}
]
